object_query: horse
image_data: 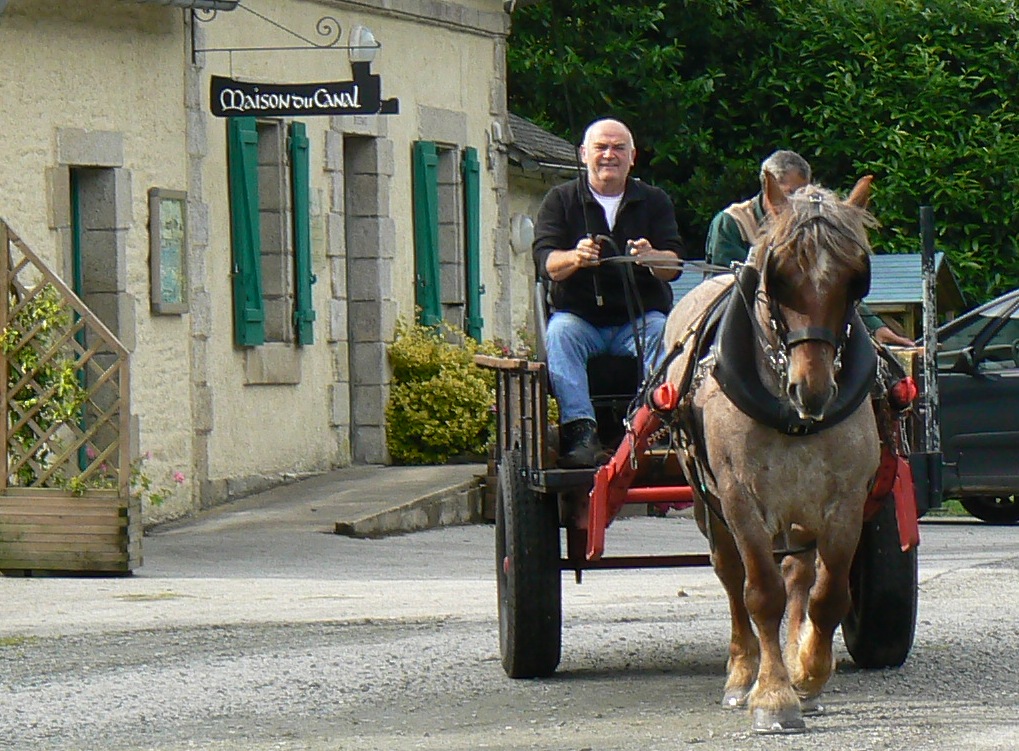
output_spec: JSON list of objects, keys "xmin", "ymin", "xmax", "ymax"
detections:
[{"xmin": 663, "ymin": 174, "xmax": 881, "ymax": 733}]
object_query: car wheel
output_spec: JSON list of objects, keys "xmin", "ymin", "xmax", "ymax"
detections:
[{"xmin": 960, "ymin": 495, "xmax": 1019, "ymax": 525}]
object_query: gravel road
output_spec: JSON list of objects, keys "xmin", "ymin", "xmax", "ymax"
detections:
[{"xmin": 2, "ymin": 516, "xmax": 1018, "ymax": 751}]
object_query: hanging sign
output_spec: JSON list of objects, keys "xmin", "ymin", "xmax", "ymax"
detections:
[{"xmin": 211, "ymin": 62, "xmax": 399, "ymax": 118}]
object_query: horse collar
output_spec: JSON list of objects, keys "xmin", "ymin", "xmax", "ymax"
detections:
[{"xmin": 711, "ymin": 265, "xmax": 877, "ymax": 436}]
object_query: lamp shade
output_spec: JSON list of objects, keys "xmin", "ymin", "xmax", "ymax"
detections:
[{"xmin": 348, "ymin": 25, "xmax": 378, "ymax": 63}]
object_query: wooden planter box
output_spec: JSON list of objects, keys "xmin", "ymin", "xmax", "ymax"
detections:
[{"xmin": 0, "ymin": 489, "xmax": 141, "ymax": 575}]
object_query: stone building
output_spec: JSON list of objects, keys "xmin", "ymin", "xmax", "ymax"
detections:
[{"xmin": 0, "ymin": 0, "xmax": 518, "ymax": 523}]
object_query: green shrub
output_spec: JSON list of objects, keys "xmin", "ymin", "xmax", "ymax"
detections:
[{"xmin": 385, "ymin": 320, "xmax": 501, "ymax": 465}]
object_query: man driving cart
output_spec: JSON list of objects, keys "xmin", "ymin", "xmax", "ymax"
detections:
[{"xmin": 532, "ymin": 117, "xmax": 686, "ymax": 468}]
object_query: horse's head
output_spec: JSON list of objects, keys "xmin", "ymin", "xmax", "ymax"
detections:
[{"xmin": 754, "ymin": 174, "xmax": 877, "ymax": 421}]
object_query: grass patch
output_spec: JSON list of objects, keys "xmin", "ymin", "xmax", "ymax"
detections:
[
  {"xmin": 0, "ymin": 635, "xmax": 34, "ymax": 648},
  {"xmin": 925, "ymin": 498, "xmax": 971, "ymax": 518}
]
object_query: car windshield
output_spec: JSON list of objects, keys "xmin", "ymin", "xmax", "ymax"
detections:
[
  {"xmin": 937, "ymin": 292, "xmax": 1019, "ymax": 371},
  {"xmin": 980, "ymin": 295, "xmax": 1019, "ymax": 320}
]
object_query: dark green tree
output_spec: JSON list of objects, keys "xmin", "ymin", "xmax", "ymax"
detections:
[{"xmin": 508, "ymin": 0, "xmax": 1019, "ymax": 303}]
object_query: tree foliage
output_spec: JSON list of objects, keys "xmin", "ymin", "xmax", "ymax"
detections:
[{"xmin": 508, "ymin": 0, "xmax": 1019, "ymax": 303}]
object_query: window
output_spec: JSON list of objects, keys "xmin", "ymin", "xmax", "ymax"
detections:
[
  {"xmin": 227, "ymin": 117, "xmax": 316, "ymax": 347},
  {"xmin": 411, "ymin": 141, "xmax": 483, "ymax": 340},
  {"xmin": 939, "ymin": 310, "xmax": 1019, "ymax": 372}
]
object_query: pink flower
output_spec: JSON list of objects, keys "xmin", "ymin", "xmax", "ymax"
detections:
[
  {"xmin": 173, "ymin": 471, "xmax": 186, "ymax": 484},
  {"xmin": 85, "ymin": 445, "xmax": 97, "ymax": 460}
]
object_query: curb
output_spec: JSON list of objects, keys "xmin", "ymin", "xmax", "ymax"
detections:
[{"xmin": 334, "ymin": 475, "xmax": 487, "ymax": 538}]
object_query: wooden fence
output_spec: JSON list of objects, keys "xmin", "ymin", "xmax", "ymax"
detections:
[{"xmin": 0, "ymin": 220, "xmax": 137, "ymax": 574}]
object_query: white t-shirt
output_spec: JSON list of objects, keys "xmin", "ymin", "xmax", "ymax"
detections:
[{"xmin": 591, "ymin": 189, "xmax": 623, "ymax": 230}]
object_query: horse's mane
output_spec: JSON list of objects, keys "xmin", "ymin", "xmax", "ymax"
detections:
[{"xmin": 756, "ymin": 183, "xmax": 878, "ymax": 293}]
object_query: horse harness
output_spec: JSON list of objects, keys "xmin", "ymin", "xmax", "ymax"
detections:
[{"xmin": 644, "ymin": 256, "xmax": 880, "ymax": 558}]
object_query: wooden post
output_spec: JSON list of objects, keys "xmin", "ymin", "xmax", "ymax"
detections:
[
  {"xmin": 918, "ymin": 206, "xmax": 943, "ymax": 509},
  {"xmin": 0, "ymin": 221, "xmax": 8, "ymax": 492}
]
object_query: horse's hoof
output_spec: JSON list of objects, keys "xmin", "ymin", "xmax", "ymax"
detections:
[
  {"xmin": 800, "ymin": 695, "xmax": 825, "ymax": 716},
  {"xmin": 751, "ymin": 707, "xmax": 807, "ymax": 734},
  {"xmin": 722, "ymin": 688, "xmax": 749, "ymax": 709}
]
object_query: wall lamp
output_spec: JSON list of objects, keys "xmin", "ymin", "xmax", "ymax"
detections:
[{"xmin": 348, "ymin": 25, "xmax": 379, "ymax": 64}]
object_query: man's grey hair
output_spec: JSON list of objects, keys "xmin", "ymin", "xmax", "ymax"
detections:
[
  {"xmin": 759, "ymin": 150, "xmax": 811, "ymax": 189},
  {"xmin": 582, "ymin": 118, "xmax": 635, "ymax": 149}
]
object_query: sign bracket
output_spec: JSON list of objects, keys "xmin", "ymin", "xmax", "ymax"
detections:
[{"xmin": 191, "ymin": 3, "xmax": 380, "ymax": 64}]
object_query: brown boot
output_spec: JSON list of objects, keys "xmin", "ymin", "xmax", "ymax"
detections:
[{"xmin": 558, "ymin": 419, "xmax": 600, "ymax": 468}]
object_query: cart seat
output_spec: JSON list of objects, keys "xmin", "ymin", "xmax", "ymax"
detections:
[{"xmin": 535, "ymin": 281, "xmax": 642, "ymax": 448}]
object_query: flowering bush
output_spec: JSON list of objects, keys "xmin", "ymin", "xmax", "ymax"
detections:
[
  {"xmin": 65, "ymin": 449, "xmax": 185, "ymax": 507},
  {"xmin": 2, "ymin": 284, "xmax": 187, "ymax": 505},
  {"xmin": 127, "ymin": 452, "xmax": 186, "ymax": 507}
]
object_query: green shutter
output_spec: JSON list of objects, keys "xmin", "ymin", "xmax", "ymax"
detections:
[
  {"xmin": 462, "ymin": 146, "xmax": 483, "ymax": 341},
  {"xmin": 227, "ymin": 117, "xmax": 265, "ymax": 346},
  {"xmin": 412, "ymin": 141, "xmax": 441, "ymax": 326},
  {"xmin": 289, "ymin": 121, "xmax": 316, "ymax": 345}
]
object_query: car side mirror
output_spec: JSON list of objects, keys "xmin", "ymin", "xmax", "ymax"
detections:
[{"xmin": 950, "ymin": 347, "xmax": 978, "ymax": 375}]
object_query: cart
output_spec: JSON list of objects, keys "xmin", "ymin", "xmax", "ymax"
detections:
[{"xmin": 475, "ymin": 273, "xmax": 940, "ymax": 680}]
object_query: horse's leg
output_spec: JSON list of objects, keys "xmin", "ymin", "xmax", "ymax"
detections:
[
  {"xmin": 782, "ymin": 548, "xmax": 815, "ymax": 661},
  {"xmin": 704, "ymin": 510, "xmax": 759, "ymax": 709},
  {"xmin": 788, "ymin": 530, "xmax": 860, "ymax": 705},
  {"xmin": 780, "ymin": 527, "xmax": 817, "ymax": 672},
  {"xmin": 781, "ymin": 547, "xmax": 822, "ymax": 714},
  {"xmin": 736, "ymin": 523, "xmax": 805, "ymax": 733}
]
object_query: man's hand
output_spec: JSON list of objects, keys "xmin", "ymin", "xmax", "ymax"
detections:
[
  {"xmin": 574, "ymin": 235, "xmax": 602, "ymax": 269},
  {"xmin": 874, "ymin": 326, "xmax": 915, "ymax": 347},
  {"xmin": 544, "ymin": 236, "xmax": 601, "ymax": 281},
  {"xmin": 628, "ymin": 238, "xmax": 680, "ymax": 281}
]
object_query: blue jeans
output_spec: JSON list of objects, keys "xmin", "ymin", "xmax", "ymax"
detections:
[{"xmin": 545, "ymin": 310, "xmax": 668, "ymax": 424}]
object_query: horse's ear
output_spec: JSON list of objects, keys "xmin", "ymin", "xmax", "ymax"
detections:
[
  {"xmin": 846, "ymin": 175, "xmax": 874, "ymax": 208},
  {"xmin": 763, "ymin": 171, "xmax": 789, "ymax": 214}
]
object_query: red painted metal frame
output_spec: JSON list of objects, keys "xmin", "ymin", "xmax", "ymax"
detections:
[
  {"xmin": 476, "ymin": 353, "xmax": 922, "ymax": 570},
  {"xmin": 584, "ymin": 379, "xmax": 921, "ymax": 562},
  {"xmin": 586, "ymin": 382, "xmax": 694, "ymax": 561},
  {"xmin": 574, "ymin": 553, "xmax": 711, "ymax": 570},
  {"xmin": 892, "ymin": 455, "xmax": 920, "ymax": 551},
  {"xmin": 863, "ymin": 384, "xmax": 921, "ymax": 553},
  {"xmin": 865, "ymin": 448, "xmax": 920, "ymax": 553}
]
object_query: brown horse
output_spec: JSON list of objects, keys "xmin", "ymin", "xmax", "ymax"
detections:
[{"xmin": 664, "ymin": 174, "xmax": 881, "ymax": 733}]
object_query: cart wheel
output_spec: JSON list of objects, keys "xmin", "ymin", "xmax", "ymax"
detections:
[
  {"xmin": 959, "ymin": 495, "xmax": 1019, "ymax": 525},
  {"xmin": 495, "ymin": 448, "xmax": 561, "ymax": 678},
  {"xmin": 842, "ymin": 496, "xmax": 918, "ymax": 668}
]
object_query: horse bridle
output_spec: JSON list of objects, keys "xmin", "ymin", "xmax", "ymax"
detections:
[{"xmin": 745, "ymin": 207, "xmax": 872, "ymax": 388}]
